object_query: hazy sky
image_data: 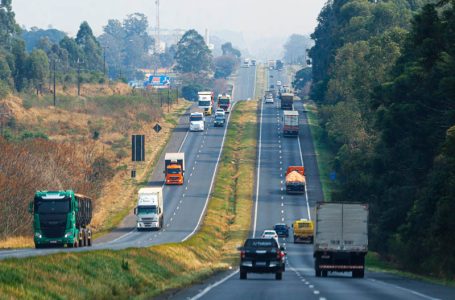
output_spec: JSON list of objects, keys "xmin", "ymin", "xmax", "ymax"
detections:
[{"xmin": 12, "ymin": 0, "xmax": 327, "ymax": 39}]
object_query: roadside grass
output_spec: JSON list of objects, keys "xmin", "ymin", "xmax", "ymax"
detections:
[
  {"xmin": 303, "ymin": 100, "xmax": 335, "ymax": 201},
  {"xmin": 255, "ymin": 65, "xmax": 266, "ymax": 100},
  {"xmin": 366, "ymin": 252, "xmax": 455, "ymax": 287},
  {"xmin": 0, "ymin": 100, "xmax": 258, "ymax": 299}
]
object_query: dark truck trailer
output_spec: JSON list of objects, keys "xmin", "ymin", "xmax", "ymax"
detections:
[
  {"xmin": 283, "ymin": 110, "xmax": 299, "ymax": 136},
  {"xmin": 313, "ymin": 202, "xmax": 368, "ymax": 278},
  {"xmin": 30, "ymin": 190, "xmax": 93, "ymax": 248},
  {"xmin": 280, "ymin": 93, "xmax": 294, "ymax": 110}
]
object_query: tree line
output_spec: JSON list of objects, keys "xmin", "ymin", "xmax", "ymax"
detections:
[{"xmin": 309, "ymin": 0, "xmax": 455, "ymax": 278}]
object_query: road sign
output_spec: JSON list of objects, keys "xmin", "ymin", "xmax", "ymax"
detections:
[
  {"xmin": 330, "ymin": 171, "xmax": 337, "ymax": 181},
  {"xmin": 132, "ymin": 135, "xmax": 145, "ymax": 162},
  {"xmin": 153, "ymin": 123, "xmax": 162, "ymax": 133},
  {"xmin": 148, "ymin": 75, "xmax": 170, "ymax": 87}
]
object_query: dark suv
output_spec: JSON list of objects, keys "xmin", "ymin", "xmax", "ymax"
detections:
[
  {"xmin": 273, "ymin": 223, "xmax": 289, "ymax": 237},
  {"xmin": 238, "ymin": 238, "xmax": 286, "ymax": 280}
]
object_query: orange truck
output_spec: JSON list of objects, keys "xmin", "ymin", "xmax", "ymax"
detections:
[
  {"xmin": 164, "ymin": 153, "xmax": 185, "ymax": 185},
  {"xmin": 285, "ymin": 166, "xmax": 305, "ymax": 194}
]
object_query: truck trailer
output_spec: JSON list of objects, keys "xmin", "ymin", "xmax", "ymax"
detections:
[
  {"xmin": 164, "ymin": 153, "xmax": 185, "ymax": 185},
  {"xmin": 198, "ymin": 91, "xmax": 214, "ymax": 116},
  {"xmin": 135, "ymin": 187, "xmax": 163, "ymax": 230},
  {"xmin": 29, "ymin": 190, "xmax": 92, "ymax": 248},
  {"xmin": 280, "ymin": 93, "xmax": 294, "ymax": 110},
  {"xmin": 285, "ymin": 166, "xmax": 305, "ymax": 193},
  {"xmin": 314, "ymin": 202, "xmax": 369, "ymax": 278},
  {"xmin": 283, "ymin": 110, "xmax": 299, "ymax": 137}
]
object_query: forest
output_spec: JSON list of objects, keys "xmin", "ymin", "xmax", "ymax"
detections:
[{"xmin": 310, "ymin": 0, "xmax": 455, "ymax": 278}]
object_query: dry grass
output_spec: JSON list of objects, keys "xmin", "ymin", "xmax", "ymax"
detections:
[{"xmin": 0, "ymin": 100, "xmax": 259, "ymax": 299}]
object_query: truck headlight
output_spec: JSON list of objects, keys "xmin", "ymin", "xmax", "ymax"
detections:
[
  {"xmin": 35, "ymin": 232, "xmax": 42, "ymax": 239},
  {"xmin": 64, "ymin": 232, "xmax": 73, "ymax": 238}
]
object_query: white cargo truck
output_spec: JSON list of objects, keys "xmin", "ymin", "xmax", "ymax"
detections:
[
  {"xmin": 134, "ymin": 187, "xmax": 164, "ymax": 230},
  {"xmin": 313, "ymin": 202, "xmax": 368, "ymax": 278}
]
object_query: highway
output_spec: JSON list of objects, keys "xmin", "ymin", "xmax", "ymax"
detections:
[
  {"xmin": 0, "ymin": 66, "xmax": 257, "ymax": 260},
  {"xmin": 174, "ymin": 67, "xmax": 455, "ymax": 300}
]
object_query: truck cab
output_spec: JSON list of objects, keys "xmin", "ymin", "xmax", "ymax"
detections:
[
  {"xmin": 135, "ymin": 187, "xmax": 163, "ymax": 230},
  {"xmin": 189, "ymin": 112, "xmax": 205, "ymax": 132},
  {"xmin": 29, "ymin": 190, "xmax": 92, "ymax": 248},
  {"xmin": 164, "ymin": 153, "xmax": 185, "ymax": 185},
  {"xmin": 198, "ymin": 91, "xmax": 214, "ymax": 116},
  {"xmin": 217, "ymin": 94, "xmax": 232, "ymax": 113}
]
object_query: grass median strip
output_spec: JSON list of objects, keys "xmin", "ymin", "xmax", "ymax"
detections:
[{"xmin": 0, "ymin": 100, "xmax": 258, "ymax": 299}]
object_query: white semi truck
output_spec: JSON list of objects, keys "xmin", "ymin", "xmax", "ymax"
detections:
[
  {"xmin": 134, "ymin": 187, "xmax": 164, "ymax": 230},
  {"xmin": 313, "ymin": 202, "xmax": 369, "ymax": 278}
]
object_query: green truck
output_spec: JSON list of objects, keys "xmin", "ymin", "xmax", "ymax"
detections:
[{"xmin": 29, "ymin": 190, "xmax": 93, "ymax": 248}]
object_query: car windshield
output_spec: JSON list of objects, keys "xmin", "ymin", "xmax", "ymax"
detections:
[
  {"xmin": 167, "ymin": 168, "xmax": 181, "ymax": 174},
  {"xmin": 219, "ymin": 99, "xmax": 230, "ymax": 105},
  {"xmin": 245, "ymin": 239, "xmax": 277, "ymax": 248},
  {"xmin": 198, "ymin": 100, "xmax": 211, "ymax": 106},
  {"xmin": 35, "ymin": 198, "xmax": 70, "ymax": 214},
  {"xmin": 190, "ymin": 116, "xmax": 203, "ymax": 122},
  {"xmin": 215, "ymin": 116, "xmax": 224, "ymax": 121},
  {"xmin": 263, "ymin": 231, "xmax": 275, "ymax": 235},
  {"xmin": 138, "ymin": 206, "xmax": 157, "ymax": 214},
  {"xmin": 274, "ymin": 225, "xmax": 286, "ymax": 230}
]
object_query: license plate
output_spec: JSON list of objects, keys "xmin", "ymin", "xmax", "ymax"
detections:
[
  {"xmin": 49, "ymin": 241, "xmax": 57, "ymax": 244},
  {"xmin": 256, "ymin": 250, "xmax": 266, "ymax": 254},
  {"xmin": 255, "ymin": 261, "xmax": 266, "ymax": 266}
]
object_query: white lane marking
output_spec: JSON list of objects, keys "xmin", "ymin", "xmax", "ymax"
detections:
[
  {"xmin": 190, "ymin": 270, "xmax": 239, "ymax": 300},
  {"xmin": 368, "ymin": 279, "xmax": 441, "ymax": 300},
  {"xmin": 319, "ymin": 298, "xmax": 327, "ymax": 300},
  {"xmin": 281, "ymin": 203, "xmax": 284, "ymax": 207},
  {"xmin": 281, "ymin": 210, "xmax": 284, "ymax": 214},
  {"xmin": 314, "ymin": 291, "xmax": 320, "ymax": 295},
  {"xmin": 309, "ymin": 285, "xmax": 314, "ymax": 289},
  {"xmin": 252, "ymin": 99, "xmax": 264, "ymax": 238},
  {"xmin": 182, "ymin": 101, "xmax": 239, "ymax": 242},
  {"xmin": 298, "ymin": 136, "xmax": 311, "ymax": 220}
]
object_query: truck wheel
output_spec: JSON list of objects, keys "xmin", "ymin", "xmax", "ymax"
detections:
[
  {"xmin": 275, "ymin": 272, "xmax": 282, "ymax": 280},
  {"xmin": 35, "ymin": 243, "xmax": 42, "ymax": 249},
  {"xmin": 240, "ymin": 271, "xmax": 247, "ymax": 280},
  {"xmin": 87, "ymin": 238, "xmax": 92, "ymax": 246},
  {"xmin": 322, "ymin": 270, "xmax": 328, "ymax": 277},
  {"xmin": 315, "ymin": 269, "xmax": 321, "ymax": 277},
  {"xmin": 310, "ymin": 237, "xmax": 314, "ymax": 244},
  {"xmin": 293, "ymin": 236, "xmax": 297, "ymax": 243}
]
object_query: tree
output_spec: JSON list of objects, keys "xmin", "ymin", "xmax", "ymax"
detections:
[
  {"xmin": 22, "ymin": 28, "xmax": 66, "ymax": 52},
  {"xmin": 75, "ymin": 21, "xmax": 103, "ymax": 71},
  {"xmin": 221, "ymin": 42, "xmax": 241, "ymax": 58},
  {"xmin": 27, "ymin": 49, "xmax": 49, "ymax": 94},
  {"xmin": 214, "ymin": 55, "xmax": 237, "ymax": 79},
  {"xmin": 174, "ymin": 30, "xmax": 212, "ymax": 74},
  {"xmin": 283, "ymin": 34, "xmax": 312, "ymax": 65},
  {"xmin": 292, "ymin": 67, "xmax": 312, "ymax": 91}
]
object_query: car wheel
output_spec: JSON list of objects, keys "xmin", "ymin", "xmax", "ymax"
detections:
[
  {"xmin": 322, "ymin": 270, "xmax": 328, "ymax": 277},
  {"xmin": 275, "ymin": 272, "xmax": 282, "ymax": 280},
  {"xmin": 240, "ymin": 271, "xmax": 247, "ymax": 280},
  {"xmin": 315, "ymin": 269, "xmax": 321, "ymax": 277}
]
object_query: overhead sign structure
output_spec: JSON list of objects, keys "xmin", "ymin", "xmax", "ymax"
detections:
[
  {"xmin": 132, "ymin": 135, "xmax": 145, "ymax": 162},
  {"xmin": 148, "ymin": 75, "xmax": 170, "ymax": 88}
]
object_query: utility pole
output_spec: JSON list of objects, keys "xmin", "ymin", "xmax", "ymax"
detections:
[
  {"xmin": 155, "ymin": 0, "xmax": 160, "ymax": 54},
  {"xmin": 167, "ymin": 86, "xmax": 170, "ymax": 113},
  {"xmin": 53, "ymin": 59, "xmax": 57, "ymax": 106},
  {"xmin": 77, "ymin": 58, "xmax": 82, "ymax": 96}
]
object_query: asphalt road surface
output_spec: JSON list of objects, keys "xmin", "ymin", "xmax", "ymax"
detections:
[
  {"xmin": 0, "ymin": 66, "xmax": 257, "ymax": 260},
  {"xmin": 174, "ymin": 67, "xmax": 455, "ymax": 300}
]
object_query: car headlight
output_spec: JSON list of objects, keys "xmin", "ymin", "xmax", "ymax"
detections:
[
  {"xmin": 34, "ymin": 232, "xmax": 42, "ymax": 239},
  {"xmin": 64, "ymin": 232, "xmax": 73, "ymax": 238}
]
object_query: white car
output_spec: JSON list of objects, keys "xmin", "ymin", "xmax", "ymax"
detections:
[
  {"xmin": 189, "ymin": 112, "xmax": 205, "ymax": 132},
  {"xmin": 262, "ymin": 229, "xmax": 279, "ymax": 241},
  {"xmin": 265, "ymin": 95, "xmax": 274, "ymax": 104},
  {"xmin": 215, "ymin": 109, "xmax": 225, "ymax": 116},
  {"xmin": 276, "ymin": 80, "xmax": 282, "ymax": 86}
]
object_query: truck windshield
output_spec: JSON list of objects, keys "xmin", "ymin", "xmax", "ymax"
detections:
[
  {"xmin": 190, "ymin": 116, "xmax": 203, "ymax": 122},
  {"xmin": 167, "ymin": 168, "xmax": 181, "ymax": 174},
  {"xmin": 35, "ymin": 199, "xmax": 70, "ymax": 214},
  {"xmin": 219, "ymin": 99, "xmax": 230, "ymax": 105},
  {"xmin": 138, "ymin": 206, "xmax": 157, "ymax": 214},
  {"xmin": 198, "ymin": 100, "xmax": 211, "ymax": 107}
]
